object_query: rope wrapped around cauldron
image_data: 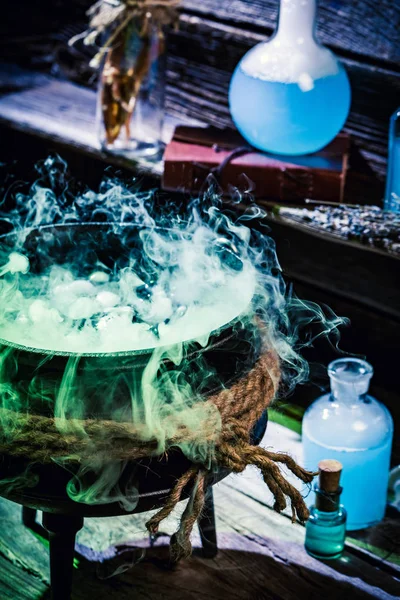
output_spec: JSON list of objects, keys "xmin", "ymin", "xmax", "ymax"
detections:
[{"xmin": 0, "ymin": 351, "xmax": 314, "ymax": 563}]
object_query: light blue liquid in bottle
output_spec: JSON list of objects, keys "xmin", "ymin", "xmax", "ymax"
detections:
[
  {"xmin": 302, "ymin": 359, "xmax": 393, "ymax": 530},
  {"xmin": 229, "ymin": 0, "xmax": 351, "ymax": 156},
  {"xmin": 384, "ymin": 108, "xmax": 400, "ymax": 213}
]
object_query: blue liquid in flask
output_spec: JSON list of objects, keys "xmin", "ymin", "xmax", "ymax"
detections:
[
  {"xmin": 229, "ymin": 0, "xmax": 351, "ymax": 156},
  {"xmin": 302, "ymin": 359, "xmax": 393, "ymax": 530},
  {"xmin": 385, "ymin": 108, "xmax": 400, "ymax": 213},
  {"xmin": 229, "ymin": 65, "xmax": 350, "ymax": 156}
]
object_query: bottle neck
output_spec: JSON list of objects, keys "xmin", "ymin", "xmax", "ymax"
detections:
[
  {"xmin": 315, "ymin": 485, "xmax": 342, "ymax": 513},
  {"xmin": 330, "ymin": 382, "xmax": 367, "ymax": 405},
  {"xmin": 329, "ymin": 359, "xmax": 373, "ymax": 406},
  {"xmin": 276, "ymin": 0, "xmax": 317, "ymax": 42}
]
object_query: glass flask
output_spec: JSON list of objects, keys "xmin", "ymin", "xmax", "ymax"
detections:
[
  {"xmin": 229, "ymin": 0, "xmax": 351, "ymax": 156},
  {"xmin": 96, "ymin": 9, "xmax": 166, "ymax": 157},
  {"xmin": 384, "ymin": 108, "xmax": 400, "ymax": 213},
  {"xmin": 302, "ymin": 358, "xmax": 393, "ymax": 530},
  {"xmin": 305, "ymin": 459, "xmax": 347, "ymax": 560}
]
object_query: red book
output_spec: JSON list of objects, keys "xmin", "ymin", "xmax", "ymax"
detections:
[{"xmin": 163, "ymin": 126, "xmax": 349, "ymax": 203}]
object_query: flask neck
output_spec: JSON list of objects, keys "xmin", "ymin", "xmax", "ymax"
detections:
[
  {"xmin": 328, "ymin": 358, "xmax": 373, "ymax": 406},
  {"xmin": 276, "ymin": 0, "xmax": 317, "ymax": 42}
]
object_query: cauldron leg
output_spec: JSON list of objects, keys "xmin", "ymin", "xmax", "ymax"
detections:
[
  {"xmin": 22, "ymin": 506, "xmax": 37, "ymax": 528},
  {"xmin": 198, "ymin": 487, "xmax": 218, "ymax": 558},
  {"xmin": 42, "ymin": 512, "xmax": 84, "ymax": 600}
]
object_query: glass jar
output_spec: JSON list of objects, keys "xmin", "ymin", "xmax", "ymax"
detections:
[
  {"xmin": 305, "ymin": 504, "xmax": 347, "ymax": 560},
  {"xmin": 96, "ymin": 8, "xmax": 167, "ymax": 157},
  {"xmin": 384, "ymin": 108, "xmax": 400, "ymax": 213},
  {"xmin": 302, "ymin": 358, "xmax": 393, "ymax": 530},
  {"xmin": 229, "ymin": 0, "xmax": 351, "ymax": 156}
]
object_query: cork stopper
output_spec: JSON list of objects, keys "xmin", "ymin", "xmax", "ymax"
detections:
[
  {"xmin": 315, "ymin": 460, "xmax": 343, "ymax": 512},
  {"xmin": 318, "ymin": 459, "xmax": 342, "ymax": 492}
]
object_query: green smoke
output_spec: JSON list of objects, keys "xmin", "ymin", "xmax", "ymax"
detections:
[{"xmin": 0, "ymin": 157, "xmax": 347, "ymax": 506}]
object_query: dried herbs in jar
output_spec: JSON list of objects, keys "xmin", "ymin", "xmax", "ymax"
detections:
[{"xmin": 77, "ymin": 0, "xmax": 180, "ymax": 156}]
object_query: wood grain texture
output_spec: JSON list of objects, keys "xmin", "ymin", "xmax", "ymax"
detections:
[
  {"xmin": 264, "ymin": 214, "xmax": 400, "ymax": 320},
  {"xmin": 3, "ymin": 0, "xmax": 399, "ymax": 67},
  {"xmin": 0, "ymin": 64, "xmax": 203, "ymax": 182},
  {"xmin": 181, "ymin": 0, "xmax": 400, "ymax": 67},
  {"xmin": 0, "ymin": 62, "xmax": 381, "ymax": 205},
  {"xmin": 0, "ymin": 554, "xmax": 48, "ymax": 600}
]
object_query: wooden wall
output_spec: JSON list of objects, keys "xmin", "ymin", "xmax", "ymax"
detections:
[{"xmin": 1, "ymin": 0, "xmax": 399, "ymax": 199}]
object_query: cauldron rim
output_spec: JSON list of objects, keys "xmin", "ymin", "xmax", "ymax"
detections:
[{"xmin": 0, "ymin": 221, "xmax": 255, "ymax": 358}]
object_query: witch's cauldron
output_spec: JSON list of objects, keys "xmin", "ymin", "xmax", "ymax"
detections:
[{"xmin": 0, "ymin": 223, "xmax": 284, "ymax": 600}]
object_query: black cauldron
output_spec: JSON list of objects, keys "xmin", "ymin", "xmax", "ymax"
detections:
[
  {"xmin": 0, "ymin": 223, "xmax": 261, "ymax": 418},
  {"xmin": 0, "ymin": 223, "xmax": 267, "ymax": 600}
]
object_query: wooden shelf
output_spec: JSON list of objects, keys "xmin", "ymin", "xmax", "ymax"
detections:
[{"xmin": 0, "ymin": 62, "xmax": 204, "ymax": 181}]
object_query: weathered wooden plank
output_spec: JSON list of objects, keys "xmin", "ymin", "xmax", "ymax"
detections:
[
  {"xmin": 213, "ymin": 490, "xmax": 400, "ymax": 599},
  {"xmin": 2, "ymin": 0, "xmax": 399, "ymax": 68},
  {"xmin": 0, "ymin": 64, "xmax": 202, "ymax": 181},
  {"xmin": 0, "ymin": 432, "xmax": 400, "ymax": 600},
  {"xmin": 181, "ymin": 0, "xmax": 400, "ymax": 67},
  {"xmin": 0, "ymin": 554, "xmax": 48, "ymax": 600},
  {"xmin": 71, "ymin": 533, "xmax": 400, "ymax": 600},
  {"xmin": 263, "ymin": 214, "xmax": 400, "ymax": 320},
  {"xmin": 0, "ymin": 499, "xmax": 49, "ymax": 583},
  {"xmin": 1, "ymin": 471, "xmax": 399, "ymax": 599},
  {"xmin": 1, "ymin": 421, "xmax": 399, "ymax": 599}
]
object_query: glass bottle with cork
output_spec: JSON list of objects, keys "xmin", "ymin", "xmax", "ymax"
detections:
[
  {"xmin": 305, "ymin": 459, "xmax": 347, "ymax": 560},
  {"xmin": 302, "ymin": 358, "xmax": 393, "ymax": 530}
]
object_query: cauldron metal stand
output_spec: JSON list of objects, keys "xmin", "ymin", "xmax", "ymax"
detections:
[
  {"xmin": 21, "ymin": 489, "xmax": 217, "ymax": 600},
  {"xmin": 2, "ymin": 412, "xmax": 267, "ymax": 600}
]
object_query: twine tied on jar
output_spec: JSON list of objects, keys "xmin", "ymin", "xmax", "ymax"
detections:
[
  {"xmin": 69, "ymin": 0, "xmax": 180, "ymax": 68},
  {"xmin": 70, "ymin": 0, "xmax": 180, "ymax": 148}
]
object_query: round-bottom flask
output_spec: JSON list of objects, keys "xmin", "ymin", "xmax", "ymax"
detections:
[{"xmin": 229, "ymin": 0, "xmax": 351, "ymax": 156}]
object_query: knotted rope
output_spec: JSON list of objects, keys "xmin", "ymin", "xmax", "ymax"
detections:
[{"xmin": 0, "ymin": 351, "xmax": 315, "ymax": 562}]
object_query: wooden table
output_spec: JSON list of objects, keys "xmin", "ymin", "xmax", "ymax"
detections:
[
  {"xmin": 0, "ymin": 420, "xmax": 398, "ymax": 600},
  {"xmin": 0, "ymin": 61, "xmax": 398, "ymax": 598}
]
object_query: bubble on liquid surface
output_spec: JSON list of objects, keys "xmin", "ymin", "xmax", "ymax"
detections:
[
  {"xmin": 89, "ymin": 271, "xmax": 110, "ymax": 284},
  {"xmin": 0, "ymin": 242, "xmax": 256, "ymax": 354},
  {"xmin": 96, "ymin": 291, "xmax": 119, "ymax": 308},
  {"xmin": 0, "ymin": 252, "xmax": 30, "ymax": 276}
]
